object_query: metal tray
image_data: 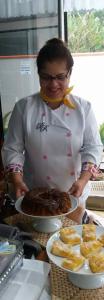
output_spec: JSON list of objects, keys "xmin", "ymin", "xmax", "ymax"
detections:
[{"xmin": 0, "ymin": 238, "xmax": 23, "ymax": 292}]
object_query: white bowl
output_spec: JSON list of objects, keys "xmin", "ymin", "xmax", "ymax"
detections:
[
  {"xmin": 46, "ymin": 225, "xmax": 104, "ymax": 288},
  {"xmin": 15, "ymin": 196, "xmax": 78, "ymax": 233}
]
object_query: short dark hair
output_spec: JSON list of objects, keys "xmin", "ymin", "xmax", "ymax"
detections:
[{"xmin": 36, "ymin": 38, "xmax": 74, "ymax": 74}]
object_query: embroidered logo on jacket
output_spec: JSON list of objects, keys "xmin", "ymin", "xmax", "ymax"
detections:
[{"xmin": 36, "ymin": 122, "xmax": 49, "ymax": 132}]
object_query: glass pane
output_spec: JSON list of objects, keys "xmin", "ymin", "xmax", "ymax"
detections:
[
  {"xmin": 0, "ymin": 0, "xmax": 59, "ymax": 136},
  {"xmin": 28, "ymin": 27, "xmax": 58, "ymax": 54},
  {"xmin": 68, "ymin": 10, "xmax": 104, "ymax": 53},
  {"xmin": 0, "ymin": 31, "xmax": 27, "ymax": 56},
  {"xmin": 68, "ymin": 7, "xmax": 104, "ymax": 129},
  {"xmin": 0, "ymin": 2, "xmax": 58, "ymax": 55}
]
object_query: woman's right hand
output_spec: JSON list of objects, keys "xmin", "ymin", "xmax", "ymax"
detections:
[
  {"xmin": 9, "ymin": 173, "xmax": 29, "ymax": 199},
  {"xmin": 15, "ymin": 180, "xmax": 29, "ymax": 199}
]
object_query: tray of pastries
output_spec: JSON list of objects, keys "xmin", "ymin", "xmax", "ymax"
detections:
[{"xmin": 46, "ymin": 224, "xmax": 104, "ymax": 288}]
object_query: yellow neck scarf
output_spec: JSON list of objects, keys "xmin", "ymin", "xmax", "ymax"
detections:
[{"xmin": 40, "ymin": 87, "xmax": 76, "ymax": 109}]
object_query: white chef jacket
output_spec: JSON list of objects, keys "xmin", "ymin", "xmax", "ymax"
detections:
[{"xmin": 2, "ymin": 93, "xmax": 103, "ymax": 204}]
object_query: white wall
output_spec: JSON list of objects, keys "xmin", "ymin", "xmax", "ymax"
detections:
[
  {"xmin": 1, "ymin": 53, "xmax": 104, "ymax": 127},
  {"xmin": 0, "ymin": 57, "xmax": 39, "ymax": 116},
  {"xmin": 70, "ymin": 53, "xmax": 104, "ymax": 126}
]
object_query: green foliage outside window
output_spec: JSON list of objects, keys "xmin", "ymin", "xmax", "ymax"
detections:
[
  {"xmin": 99, "ymin": 123, "xmax": 104, "ymax": 145},
  {"xmin": 3, "ymin": 111, "xmax": 11, "ymax": 137},
  {"xmin": 68, "ymin": 10, "xmax": 104, "ymax": 53}
]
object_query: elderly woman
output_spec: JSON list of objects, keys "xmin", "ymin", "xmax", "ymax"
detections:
[{"xmin": 2, "ymin": 38, "xmax": 103, "ymax": 223}]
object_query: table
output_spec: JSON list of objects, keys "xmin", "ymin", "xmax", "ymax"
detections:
[{"xmin": 4, "ymin": 213, "xmax": 104, "ymax": 300}]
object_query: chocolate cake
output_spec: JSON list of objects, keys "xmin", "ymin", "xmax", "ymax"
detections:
[{"xmin": 21, "ymin": 187, "xmax": 71, "ymax": 216}]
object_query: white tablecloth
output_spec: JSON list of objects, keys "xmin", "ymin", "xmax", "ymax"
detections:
[{"xmin": 0, "ymin": 259, "xmax": 51, "ymax": 300}]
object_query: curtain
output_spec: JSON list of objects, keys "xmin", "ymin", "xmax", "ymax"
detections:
[
  {"xmin": 0, "ymin": 0, "xmax": 57, "ymax": 19},
  {"xmin": 64, "ymin": 0, "xmax": 104, "ymax": 12}
]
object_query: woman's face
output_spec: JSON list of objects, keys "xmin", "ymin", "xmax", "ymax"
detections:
[{"xmin": 39, "ymin": 60, "xmax": 70, "ymax": 99}]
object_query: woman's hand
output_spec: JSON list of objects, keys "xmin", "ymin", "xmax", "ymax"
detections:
[
  {"xmin": 15, "ymin": 180, "xmax": 29, "ymax": 199},
  {"xmin": 69, "ymin": 170, "xmax": 92, "ymax": 197},
  {"xmin": 9, "ymin": 173, "xmax": 29, "ymax": 199},
  {"xmin": 69, "ymin": 178, "xmax": 85, "ymax": 197}
]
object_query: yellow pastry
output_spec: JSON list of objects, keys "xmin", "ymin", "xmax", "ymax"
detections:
[
  {"xmin": 62, "ymin": 253, "xmax": 85, "ymax": 271},
  {"xmin": 51, "ymin": 240, "xmax": 74, "ymax": 258},
  {"xmin": 82, "ymin": 224, "xmax": 96, "ymax": 232},
  {"xmin": 89, "ymin": 253, "xmax": 104, "ymax": 273},
  {"xmin": 82, "ymin": 224, "xmax": 96, "ymax": 241},
  {"xmin": 80, "ymin": 240, "xmax": 102, "ymax": 258},
  {"xmin": 83, "ymin": 232, "xmax": 96, "ymax": 242},
  {"xmin": 82, "ymin": 224, "xmax": 96, "ymax": 238},
  {"xmin": 60, "ymin": 227, "xmax": 76, "ymax": 237},
  {"xmin": 60, "ymin": 233, "xmax": 81, "ymax": 246}
]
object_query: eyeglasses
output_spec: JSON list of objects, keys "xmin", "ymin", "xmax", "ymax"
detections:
[{"xmin": 39, "ymin": 71, "xmax": 69, "ymax": 82}]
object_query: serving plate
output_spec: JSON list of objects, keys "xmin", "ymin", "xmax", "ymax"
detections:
[
  {"xmin": 15, "ymin": 196, "xmax": 77, "ymax": 233},
  {"xmin": 46, "ymin": 225, "xmax": 104, "ymax": 288}
]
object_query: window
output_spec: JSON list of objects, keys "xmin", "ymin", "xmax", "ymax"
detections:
[
  {"xmin": 0, "ymin": 0, "xmax": 63, "ymax": 136},
  {"xmin": 0, "ymin": 0, "xmax": 58, "ymax": 55},
  {"xmin": 64, "ymin": 1, "xmax": 104, "ymax": 128}
]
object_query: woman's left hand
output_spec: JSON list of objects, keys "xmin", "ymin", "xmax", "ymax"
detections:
[
  {"xmin": 69, "ymin": 179, "xmax": 85, "ymax": 197},
  {"xmin": 69, "ymin": 170, "xmax": 92, "ymax": 197}
]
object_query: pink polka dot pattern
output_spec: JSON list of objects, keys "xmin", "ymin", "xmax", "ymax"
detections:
[
  {"xmin": 67, "ymin": 152, "xmax": 72, "ymax": 157},
  {"xmin": 42, "ymin": 112, "xmax": 46, "ymax": 117},
  {"xmin": 66, "ymin": 131, "xmax": 71, "ymax": 137},
  {"xmin": 67, "ymin": 145, "xmax": 72, "ymax": 157},
  {"xmin": 70, "ymin": 171, "xmax": 75, "ymax": 176},
  {"xmin": 66, "ymin": 112, "xmax": 70, "ymax": 116},
  {"xmin": 43, "ymin": 155, "xmax": 48, "ymax": 159},
  {"xmin": 46, "ymin": 176, "xmax": 51, "ymax": 180}
]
